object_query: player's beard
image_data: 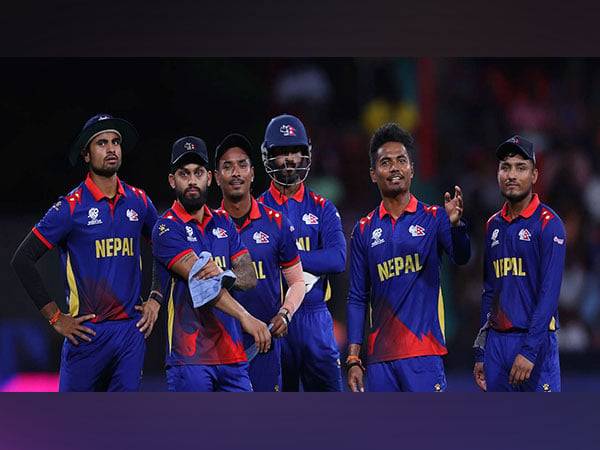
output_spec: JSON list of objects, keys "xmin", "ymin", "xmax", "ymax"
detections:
[
  {"xmin": 90, "ymin": 159, "xmax": 121, "ymax": 177},
  {"xmin": 501, "ymin": 186, "xmax": 532, "ymax": 203},
  {"xmin": 176, "ymin": 186, "xmax": 207, "ymax": 213}
]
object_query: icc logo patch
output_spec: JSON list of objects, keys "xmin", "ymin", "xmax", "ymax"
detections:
[
  {"xmin": 491, "ymin": 228, "xmax": 500, "ymax": 247},
  {"xmin": 279, "ymin": 124, "xmax": 297, "ymax": 136},
  {"xmin": 87, "ymin": 207, "xmax": 103, "ymax": 226},
  {"xmin": 371, "ymin": 227, "xmax": 385, "ymax": 247},
  {"xmin": 158, "ymin": 224, "xmax": 170, "ymax": 236},
  {"xmin": 126, "ymin": 209, "xmax": 139, "ymax": 221},
  {"xmin": 186, "ymin": 226, "xmax": 197, "ymax": 242},
  {"xmin": 302, "ymin": 213, "xmax": 319, "ymax": 225},
  {"xmin": 409, "ymin": 224, "xmax": 425, "ymax": 237},
  {"xmin": 212, "ymin": 227, "xmax": 228, "ymax": 239},
  {"xmin": 542, "ymin": 383, "xmax": 552, "ymax": 392},
  {"xmin": 253, "ymin": 231, "xmax": 270, "ymax": 244}
]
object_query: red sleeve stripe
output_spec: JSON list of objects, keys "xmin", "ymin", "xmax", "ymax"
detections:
[
  {"xmin": 231, "ymin": 248, "xmax": 249, "ymax": 261},
  {"xmin": 167, "ymin": 248, "xmax": 194, "ymax": 270},
  {"xmin": 280, "ymin": 255, "xmax": 301, "ymax": 268},
  {"xmin": 32, "ymin": 227, "xmax": 54, "ymax": 250}
]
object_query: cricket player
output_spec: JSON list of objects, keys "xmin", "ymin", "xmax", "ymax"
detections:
[
  {"xmin": 10, "ymin": 113, "xmax": 162, "ymax": 391},
  {"xmin": 152, "ymin": 136, "xmax": 271, "ymax": 392},
  {"xmin": 258, "ymin": 114, "xmax": 346, "ymax": 391},
  {"xmin": 214, "ymin": 133, "xmax": 306, "ymax": 391},
  {"xmin": 346, "ymin": 123, "xmax": 471, "ymax": 392},
  {"xmin": 473, "ymin": 135, "xmax": 565, "ymax": 392}
]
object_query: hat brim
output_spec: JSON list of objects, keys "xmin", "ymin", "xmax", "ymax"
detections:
[
  {"xmin": 214, "ymin": 133, "xmax": 253, "ymax": 168},
  {"xmin": 170, "ymin": 152, "xmax": 209, "ymax": 172},
  {"xmin": 69, "ymin": 118, "xmax": 138, "ymax": 166},
  {"xmin": 496, "ymin": 142, "xmax": 533, "ymax": 161}
]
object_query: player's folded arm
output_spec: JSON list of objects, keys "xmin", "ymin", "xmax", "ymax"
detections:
[{"xmin": 231, "ymin": 251, "xmax": 257, "ymax": 291}]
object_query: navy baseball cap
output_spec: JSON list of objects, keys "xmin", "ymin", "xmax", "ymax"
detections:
[
  {"xmin": 262, "ymin": 114, "xmax": 310, "ymax": 150},
  {"xmin": 170, "ymin": 136, "xmax": 209, "ymax": 172},
  {"xmin": 69, "ymin": 113, "xmax": 138, "ymax": 166},
  {"xmin": 496, "ymin": 135, "xmax": 536, "ymax": 164},
  {"xmin": 214, "ymin": 133, "xmax": 253, "ymax": 168}
]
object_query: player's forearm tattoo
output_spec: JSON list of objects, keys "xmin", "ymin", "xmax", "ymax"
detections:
[{"xmin": 231, "ymin": 253, "xmax": 257, "ymax": 291}]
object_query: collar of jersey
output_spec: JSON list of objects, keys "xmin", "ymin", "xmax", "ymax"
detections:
[
  {"xmin": 220, "ymin": 196, "xmax": 262, "ymax": 230},
  {"xmin": 378, "ymin": 194, "xmax": 418, "ymax": 220},
  {"xmin": 84, "ymin": 172, "xmax": 126, "ymax": 201},
  {"xmin": 171, "ymin": 200, "xmax": 213, "ymax": 230},
  {"xmin": 500, "ymin": 193, "xmax": 540, "ymax": 222},
  {"xmin": 268, "ymin": 181, "xmax": 305, "ymax": 205}
]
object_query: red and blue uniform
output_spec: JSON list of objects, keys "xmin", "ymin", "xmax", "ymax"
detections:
[
  {"xmin": 33, "ymin": 173, "xmax": 158, "ymax": 391},
  {"xmin": 347, "ymin": 195, "xmax": 470, "ymax": 391},
  {"xmin": 152, "ymin": 201, "xmax": 252, "ymax": 392},
  {"xmin": 259, "ymin": 182, "xmax": 346, "ymax": 391},
  {"xmin": 227, "ymin": 198, "xmax": 300, "ymax": 392},
  {"xmin": 478, "ymin": 194, "xmax": 565, "ymax": 392}
]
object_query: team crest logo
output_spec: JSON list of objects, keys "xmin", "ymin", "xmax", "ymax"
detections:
[
  {"xmin": 184, "ymin": 142, "xmax": 195, "ymax": 150},
  {"xmin": 302, "ymin": 213, "xmax": 319, "ymax": 225},
  {"xmin": 212, "ymin": 227, "xmax": 228, "ymax": 239},
  {"xmin": 158, "ymin": 224, "xmax": 170, "ymax": 236},
  {"xmin": 491, "ymin": 228, "xmax": 500, "ymax": 247},
  {"xmin": 186, "ymin": 226, "xmax": 197, "ymax": 242},
  {"xmin": 279, "ymin": 124, "xmax": 297, "ymax": 136},
  {"xmin": 126, "ymin": 209, "xmax": 139, "ymax": 221},
  {"xmin": 371, "ymin": 227, "xmax": 385, "ymax": 247},
  {"xmin": 409, "ymin": 224, "xmax": 425, "ymax": 237},
  {"xmin": 253, "ymin": 231, "xmax": 270, "ymax": 244},
  {"xmin": 87, "ymin": 207, "xmax": 102, "ymax": 226},
  {"xmin": 519, "ymin": 228, "xmax": 531, "ymax": 241}
]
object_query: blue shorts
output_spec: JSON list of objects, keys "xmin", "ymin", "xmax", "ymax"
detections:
[
  {"xmin": 366, "ymin": 356, "xmax": 447, "ymax": 392},
  {"xmin": 280, "ymin": 308, "xmax": 342, "ymax": 392},
  {"xmin": 244, "ymin": 334, "xmax": 282, "ymax": 392},
  {"xmin": 484, "ymin": 329, "xmax": 561, "ymax": 392},
  {"xmin": 166, "ymin": 363, "xmax": 252, "ymax": 392},
  {"xmin": 59, "ymin": 319, "xmax": 145, "ymax": 392}
]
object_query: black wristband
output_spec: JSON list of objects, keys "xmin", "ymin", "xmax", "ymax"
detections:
[{"xmin": 345, "ymin": 361, "xmax": 365, "ymax": 373}]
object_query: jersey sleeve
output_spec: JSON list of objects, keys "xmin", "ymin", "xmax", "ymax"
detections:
[
  {"xmin": 32, "ymin": 198, "xmax": 74, "ymax": 249},
  {"xmin": 346, "ymin": 222, "xmax": 370, "ymax": 345},
  {"xmin": 142, "ymin": 195, "xmax": 159, "ymax": 242},
  {"xmin": 520, "ymin": 217, "xmax": 566, "ymax": 363},
  {"xmin": 297, "ymin": 200, "xmax": 346, "ymax": 275},
  {"xmin": 436, "ymin": 207, "xmax": 471, "ymax": 265},
  {"xmin": 278, "ymin": 215, "xmax": 300, "ymax": 268},
  {"xmin": 476, "ymin": 234, "xmax": 496, "ymax": 362},
  {"xmin": 152, "ymin": 218, "xmax": 193, "ymax": 270}
]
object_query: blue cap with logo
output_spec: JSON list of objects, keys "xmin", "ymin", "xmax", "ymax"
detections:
[
  {"xmin": 496, "ymin": 135, "xmax": 536, "ymax": 164},
  {"xmin": 262, "ymin": 114, "xmax": 310, "ymax": 150},
  {"xmin": 171, "ymin": 136, "xmax": 209, "ymax": 171},
  {"xmin": 69, "ymin": 113, "xmax": 138, "ymax": 166}
]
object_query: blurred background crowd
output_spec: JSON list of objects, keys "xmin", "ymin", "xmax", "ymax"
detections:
[{"xmin": 1, "ymin": 59, "xmax": 598, "ymax": 390}]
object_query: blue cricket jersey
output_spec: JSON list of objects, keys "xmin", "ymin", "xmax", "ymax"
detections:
[
  {"xmin": 223, "ymin": 198, "xmax": 300, "ymax": 323},
  {"xmin": 33, "ymin": 173, "xmax": 158, "ymax": 322},
  {"xmin": 479, "ymin": 194, "xmax": 566, "ymax": 363},
  {"xmin": 347, "ymin": 195, "xmax": 470, "ymax": 364},
  {"xmin": 258, "ymin": 182, "xmax": 346, "ymax": 310},
  {"xmin": 152, "ymin": 201, "xmax": 249, "ymax": 366}
]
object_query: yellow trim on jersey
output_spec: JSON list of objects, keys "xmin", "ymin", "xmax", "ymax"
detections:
[
  {"xmin": 438, "ymin": 287, "xmax": 445, "ymax": 341},
  {"xmin": 66, "ymin": 252, "xmax": 80, "ymax": 317},
  {"xmin": 324, "ymin": 279, "xmax": 332, "ymax": 302},
  {"xmin": 549, "ymin": 316, "xmax": 556, "ymax": 331},
  {"xmin": 167, "ymin": 279, "xmax": 176, "ymax": 354}
]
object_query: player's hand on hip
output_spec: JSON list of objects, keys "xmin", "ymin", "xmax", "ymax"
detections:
[
  {"xmin": 194, "ymin": 258, "xmax": 223, "ymax": 280},
  {"xmin": 473, "ymin": 362, "xmax": 487, "ymax": 391},
  {"xmin": 135, "ymin": 298, "xmax": 161, "ymax": 338},
  {"xmin": 240, "ymin": 314, "xmax": 272, "ymax": 353},
  {"xmin": 444, "ymin": 185, "xmax": 464, "ymax": 226},
  {"xmin": 269, "ymin": 314, "xmax": 288, "ymax": 338},
  {"xmin": 509, "ymin": 354, "xmax": 534, "ymax": 385},
  {"xmin": 347, "ymin": 366, "xmax": 365, "ymax": 392},
  {"xmin": 53, "ymin": 313, "xmax": 96, "ymax": 346}
]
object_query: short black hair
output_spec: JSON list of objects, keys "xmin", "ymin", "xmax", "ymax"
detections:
[{"xmin": 369, "ymin": 123, "xmax": 415, "ymax": 168}]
